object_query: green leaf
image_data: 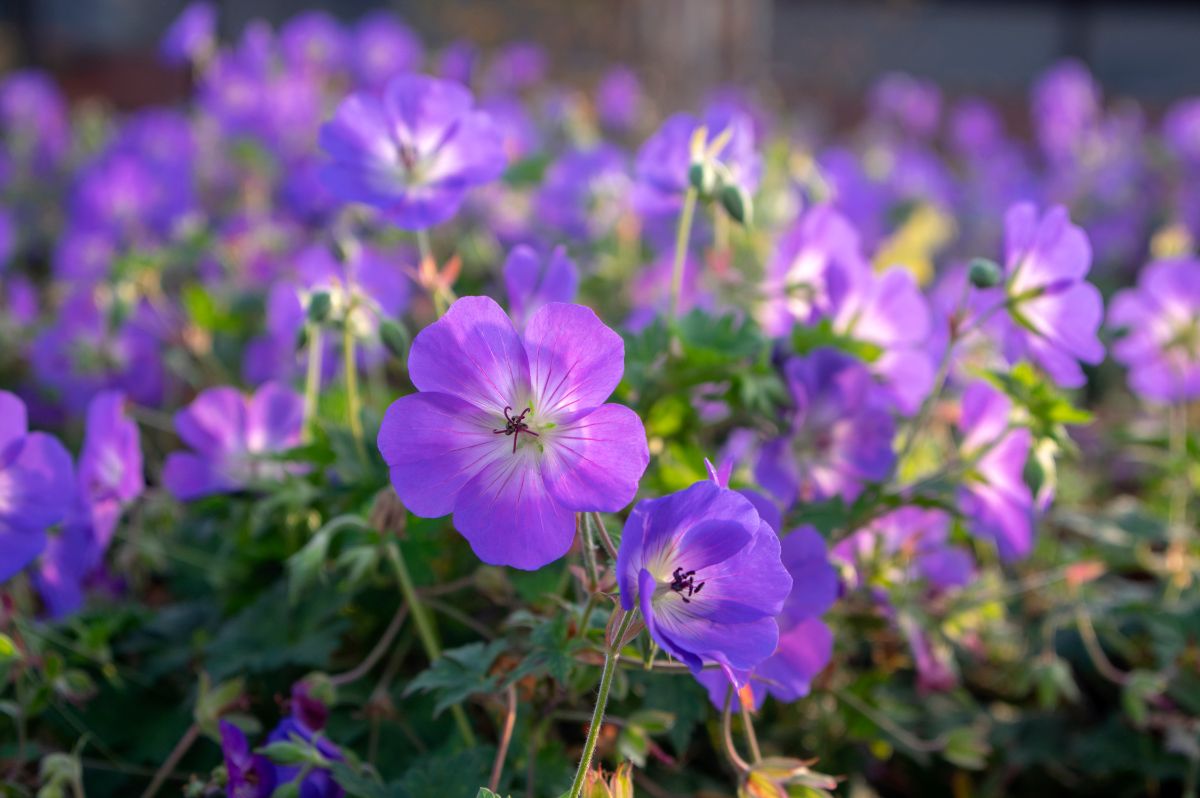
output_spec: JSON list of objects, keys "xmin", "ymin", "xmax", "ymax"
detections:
[
  {"xmin": 403, "ymin": 641, "xmax": 507, "ymax": 716},
  {"xmin": 330, "ymin": 762, "xmax": 390, "ymax": 798}
]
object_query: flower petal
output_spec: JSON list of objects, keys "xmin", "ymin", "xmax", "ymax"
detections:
[
  {"xmin": 523, "ymin": 302, "xmax": 623, "ymax": 419},
  {"xmin": 541, "ymin": 403, "xmax": 648, "ymax": 513}
]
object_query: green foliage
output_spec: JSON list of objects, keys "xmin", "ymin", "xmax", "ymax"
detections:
[{"xmin": 404, "ymin": 641, "xmax": 508, "ymax": 716}]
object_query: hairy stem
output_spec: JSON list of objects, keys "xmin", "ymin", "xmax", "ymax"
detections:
[
  {"xmin": 488, "ymin": 685, "xmax": 518, "ymax": 793},
  {"xmin": 721, "ymin": 687, "xmax": 751, "ymax": 774},
  {"xmin": 303, "ymin": 325, "xmax": 323, "ymax": 442},
  {"xmin": 341, "ymin": 299, "xmax": 366, "ymax": 462},
  {"xmin": 668, "ymin": 187, "xmax": 699, "ymax": 323},
  {"xmin": 567, "ymin": 611, "xmax": 639, "ymax": 798}
]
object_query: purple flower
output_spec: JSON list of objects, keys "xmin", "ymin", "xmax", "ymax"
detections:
[
  {"xmin": 755, "ymin": 349, "xmax": 895, "ymax": 507},
  {"xmin": 760, "ymin": 204, "xmax": 867, "ymax": 336},
  {"xmin": 616, "ymin": 479, "xmax": 792, "ymax": 680},
  {"xmin": 596, "ymin": 66, "xmax": 642, "ymax": 132},
  {"xmin": 832, "ymin": 508, "xmax": 974, "ymax": 592},
  {"xmin": 503, "ymin": 245, "xmax": 578, "ymax": 329},
  {"xmin": 483, "ymin": 42, "xmax": 547, "ymax": 95},
  {"xmin": 695, "ymin": 526, "xmax": 837, "ymax": 708},
  {"xmin": 159, "ymin": 2, "xmax": 217, "ymax": 66},
  {"xmin": 377, "ymin": 297, "xmax": 648, "ymax": 570},
  {"xmin": 279, "ymin": 11, "xmax": 349, "ymax": 75},
  {"xmin": 834, "ymin": 266, "xmax": 935, "ymax": 414},
  {"xmin": 536, "ymin": 145, "xmax": 630, "ymax": 241},
  {"xmin": 0, "ymin": 391, "xmax": 75, "ymax": 584},
  {"xmin": 633, "ymin": 107, "xmax": 760, "ymax": 218},
  {"xmin": 957, "ymin": 382, "xmax": 1034, "ymax": 561},
  {"xmin": 624, "ymin": 252, "xmax": 711, "ymax": 332},
  {"xmin": 1109, "ymin": 258, "xmax": 1200, "ymax": 403},
  {"xmin": 0, "ymin": 70, "xmax": 69, "ymax": 174},
  {"xmin": 352, "ymin": 11, "xmax": 424, "ymax": 91},
  {"xmin": 219, "ymin": 721, "xmax": 276, "ymax": 798},
  {"xmin": 984, "ymin": 203, "xmax": 1104, "ymax": 388},
  {"xmin": 319, "ymin": 74, "xmax": 507, "ymax": 230},
  {"xmin": 1031, "ymin": 60, "xmax": 1100, "ymax": 163},
  {"xmin": 869, "ymin": 72, "xmax": 942, "ymax": 139},
  {"xmin": 437, "ymin": 40, "xmax": 478, "ymax": 87},
  {"xmin": 1163, "ymin": 98, "xmax": 1200, "ymax": 169},
  {"xmin": 163, "ymin": 383, "xmax": 304, "ymax": 501}
]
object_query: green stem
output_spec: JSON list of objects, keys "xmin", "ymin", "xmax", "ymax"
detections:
[
  {"xmin": 668, "ymin": 187, "xmax": 699, "ymax": 324},
  {"xmin": 578, "ymin": 513, "xmax": 599, "ymax": 590},
  {"xmin": 384, "ymin": 542, "xmax": 476, "ymax": 747},
  {"xmin": 416, "ymin": 228, "xmax": 434, "ymax": 265},
  {"xmin": 739, "ymin": 700, "xmax": 762, "ymax": 764},
  {"xmin": 303, "ymin": 325, "xmax": 324, "ymax": 443},
  {"xmin": 1169, "ymin": 401, "xmax": 1190, "ymax": 541},
  {"xmin": 342, "ymin": 302, "xmax": 366, "ymax": 462},
  {"xmin": 567, "ymin": 611, "xmax": 638, "ymax": 798}
]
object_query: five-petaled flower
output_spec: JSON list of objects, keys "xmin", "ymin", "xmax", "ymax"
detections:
[{"xmin": 377, "ymin": 296, "xmax": 649, "ymax": 570}]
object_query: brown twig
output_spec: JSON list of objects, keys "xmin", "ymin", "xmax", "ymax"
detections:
[
  {"xmin": 140, "ymin": 723, "xmax": 199, "ymax": 798},
  {"xmin": 488, "ymin": 685, "xmax": 518, "ymax": 793},
  {"xmin": 330, "ymin": 604, "xmax": 409, "ymax": 687}
]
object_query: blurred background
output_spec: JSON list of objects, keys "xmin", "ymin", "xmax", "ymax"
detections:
[{"xmin": 3, "ymin": 0, "xmax": 1200, "ymax": 116}]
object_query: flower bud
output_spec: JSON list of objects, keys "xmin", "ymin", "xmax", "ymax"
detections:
[
  {"xmin": 258, "ymin": 740, "xmax": 314, "ymax": 766},
  {"xmin": 379, "ymin": 319, "xmax": 410, "ymax": 360},
  {"xmin": 688, "ymin": 161, "xmax": 717, "ymax": 196},
  {"xmin": 719, "ymin": 184, "xmax": 752, "ymax": 225},
  {"xmin": 307, "ymin": 291, "xmax": 332, "ymax": 323},
  {"xmin": 967, "ymin": 257, "xmax": 1002, "ymax": 288},
  {"xmin": 294, "ymin": 325, "xmax": 309, "ymax": 352}
]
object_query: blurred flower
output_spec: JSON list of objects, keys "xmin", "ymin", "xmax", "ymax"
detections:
[
  {"xmin": 377, "ymin": 297, "xmax": 648, "ymax": 569},
  {"xmin": 319, "ymin": 74, "xmax": 507, "ymax": 230},
  {"xmin": 1109, "ymin": 258, "xmax": 1200, "ymax": 403},
  {"xmin": 957, "ymin": 381, "xmax": 1034, "ymax": 561},
  {"xmin": 596, "ymin": 66, "xmax": 642, "ymax": 133},
  {"xmin": 351, "ymin": 11, "xmax": 424, "ymax": 91},
  {"xmin": 0, "ymin": 70, "xmax": 69, "ymax": 174},
  {"xmin": 983, "ymin": 202, "xmax": 1105, "ymax": 388},
  {"xmin": 163, "ymin": 382, "xmax": 304, "ymax": 500},
  {"xmin": 536, "ymin": 144, "xmax": 630, "ymax": 241},
  {"xmin": 219, "ymin": 720, "xmax": 277, "ymax": 798},
  {"xmin": 1032, "ymin": 60, "xmax": 1100, "ymax": 163},
  {"xmin": 159, "ymin": 1, "xmax": 217, "ymax": 67},
  {"xmin": 503, "ymin": 244, "xmax": 578, "ymax": 329},
  {"xmin": 279, "ymin": 10, "xmax": 349, "ymax": 75},
  {"xmin": 833, "ymin": 507, "xmax": 974, "ymax": 592},
  {"xmin": 869, "ymin": 72, "xmax": 942, "ymax": 139},
  {"xmin": 483, "ymin": 42, "xmax": 548, "ymax": 95},
  {"xmin": 755, "ymin": 348, "xmax": 895, "ymax": 506},
  {"xmin": 437, "ymin": 40, "xmax": 479, "ymax": 86},
  {"xmin": 0, "ymin": 391, "xmax": 75, "ymax": 584},
  {"xmin": 616, "ymin": 479, "xmax": 791, "ymax": 681}
]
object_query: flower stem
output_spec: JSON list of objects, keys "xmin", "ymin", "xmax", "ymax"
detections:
[
  {"xmin": 567, "ymin": 610, "xmax": 638, "ymax": 798},
  {"xmin": 668, "ymin": 187, "xmax": 699, "ymax": 324},
  {"xmin": 416, "ymin": 228, "xmax": 434, "ymax": 265},
  {"xmin": 488, "ymin": 685, "xmax": 518, "ymax": 793},
  {"xmin": 739, "ymin": 699, "xmax": 762, "ymax": 764},
  {"xmin": 342, "ymin": 302, "xmax": 366, "ymax": 462},
  {"xmin": 720, "ymin": 687, "xmax": 751, "ymax": 774},
  {"xmin": 384, "ymin": 542, "xmax": 476, "ymax": 747},
  {"xmin": 578, "ymin": 513, "xmax": 600, "ymax": 590},
  {"xmin": 303, "ymin": 325, "xmax": 323, "ymax": 443},
  {"xmin": 589, "ymin": 511, "xmax": 619, "ymax": 562},
  {"xmin": 140, "ymin": 723, "xmax": 198, "ymax": 798}
]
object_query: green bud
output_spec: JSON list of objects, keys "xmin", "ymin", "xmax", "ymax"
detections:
[
  {"xmin": 295, "ymin": 325, "xmax": 309, "ymax": 352},
  {"xmin": 719, "ymin": 183, "xmax": 752, "ymax": 225},
  {"xmin": 307, "ymin": 291, "xmax": 332, "ymax": 323},
  {"xmin": 258, "ymin": 740, "xmax": 314, "ymax": 766},
  {"xmin": 379, "ymin": 319, "xmax": 410, "ymax": 360},
  {"xmin": 967, "ymin": 257, "xmax": 1003, "ymax": 288},
  {"xmin": 688, "ymin": 161, "xmax": 716, "ymax": 196}
]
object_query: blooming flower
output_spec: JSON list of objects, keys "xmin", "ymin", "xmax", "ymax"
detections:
[
  {"xmin": 982, "ymin": 202, "xmax": 1105, "ymax": 389},
  {"xmin": 1108, "ymin": 258, "xmax": 1200, "ymax": 403},
  {"xmin": 832, "ymin": 508, "xmax": 974, "ymax": 592},
  {"xmin": 319, "ymin": 74, "xmax": 507, "ymax": 230},
  {"xmin": 535, "ymin": 145, "xmax": 630, "ymax": 241},
  {"xmin": 869, "ymin": 72, "xmax": 942, "ymax": 139},
  {"xmin": 0, "ymin": 391, "xmax": 75, "ymax": 584},
  {"xmin": 596, "ymin": 66, "xmax": 642, "ymax": 133},
  {"xmin": 695, "ymin": 526, "xmax": 838, "ymax": 708},
  {"xmin": 219, "ymin": 721, "xmax": 277, "ymax": 798},
  {"xmin": 163, "ymin": 382, "xmax": 304, "ymax": 501},
  {"xmin": 503, "ymin": 245, "xmax": 578, "ymax": 330},
  {"xmin": 351, "ymin": 11, "xmax": 424, "ymax": 91},
  {"xmin": 279, "ymin": 11, "xmax": 349, "ymax": 75},
  {"xmin": 616, "ymin": 479, "xmax": 792, "ymax": 680},
  {"xmin": 755, "ymin": 348, "xmax": 895, "ymax": 507},
  {"xmin": 377, "ymin": 296, "xmax": 648, "ymax": 569},
  {"xmin": 957, "ymin": 381, "xmax": 1034, "ymax": 561}
]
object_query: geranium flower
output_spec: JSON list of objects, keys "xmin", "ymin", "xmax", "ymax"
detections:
[
  {"xmin": 983, "ymin": 202, "xmax": 1104, "ymax": 389},
  {"xmin": 1108, "ymin": 258, "xmax": 1200, "ymax": 403},
  {"xmin": 351, "ymin": 11, "xmax": 424, "ymax": 92},
  {"xmin": 159, "ymin": 2, "xmax": 217, "ymax": 67},
  {"xmin": 219, "ymin": 721, "xmax": 277, "ymax": 798},
  {"xmin": 755, "ymin": 348, "xmax": 895, "ymax": 507},
  {"xmin": 615, "ymin": 479, "xmax": 792, "ymax": 680},
  {"xmin": 319, "ymin": 74, "xmax": 506, "ymax": 230},
  {"xmin": 832, "ymin": 507, "xmax": 974, "ymax": 592},
  {"xmin": 377, "ymin": 296, "xmax": 648, "ymax": 570},
  {"xmin": 535, "ymin": 145, "xmax": 630, "ymax": 241},
  {"xmin": 695, "ymin": 526, "xmax": 838, "ymax": 708},
  {"xmin": 0, "ymin": 391, "xmax": 75, "ymax": 583},
  {"xmin": 503, "ymin": 244, "xmax": 578, "ymax": 330},
  {"xmin": 957, "ymin": 382, "xmax": 1034, "ymax": 560},
  {"xmin": 163, "ymin": 382, "xmax": 304, "ymax": 501}
]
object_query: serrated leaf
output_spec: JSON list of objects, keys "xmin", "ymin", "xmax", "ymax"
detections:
[{"xmin": 404, "ymin": 641, "xmax": 506, "ymax": 716}]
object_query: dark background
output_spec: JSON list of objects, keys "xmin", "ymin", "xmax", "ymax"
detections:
[{"xmin": 2, "ymin": 0, "xmax": 1199, "ymax": 115}]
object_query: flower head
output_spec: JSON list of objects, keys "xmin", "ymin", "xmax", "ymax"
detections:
[
  {"xmin": 616, "ymin": 480, "xmax": 792, "ymax": 681},
  {"xmin": 984, "ymin": 202, "xmax": 1104, "ymax": 388},
  {"xmin": 832, "ymin": 508, "xmax": 974, "ymax": 592},
  {"xmin": 319, "ymin": 74, "xmax": 507, "ymax": 230},
  {"xmin": 536, "ymin": 145, "xmax": 630, "ymax": 241},
  {"xmin": 163, "ymin": 382, "xmax": 304, "ymax": 501},
  {"xmin": 159, "ymin": 2, "xmax": 217, "ymax": 66},
  {"xmin": 1109, "ymin": 258, "xmax": 1200, "ymax": 403},
  {"xmin": 755, "ymin": 349, "xmax": 895, "ymax": 507},
  {"xmin": 503, "ymin": 245, "xmax": 578, "ymax": 330},
  {"xmin": 378, "ymin": 296, "xmax": 648, "ymax": 569},
  {"xmin": 219, "ymin": 721, "xmax": 277, "ymax": 798},
  {"xmin": 0, "ymin": 391, "xmax": 75, "ymax": 584}
]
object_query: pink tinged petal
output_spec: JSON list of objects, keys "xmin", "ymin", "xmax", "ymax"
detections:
[
  {"xmin": 452, "ymin": 452, "xmax": 575, "ymax": 569},
  {"xmin": 408, "ymin": 296, "xmax": 531, "ymax": 412},
  {"xmin": 377, "ymin": 392, "xmax": 503, "ymax": 518},
  {"xmin": 175, "ymin": 387, "xmax": 248, "ymax": 456},
  {"xmin": 875, "ymin": 349, "xmax": 935, "ymax": 414},
  {"xmin": 755, "ymin": 617, "xmax": 834, "ymax": 702},
  {"xmin": 1021, "ymin": 281, "xmax": 1105, "ymax": 365},
  {"xmin": 846, "ymin": 268, "xmax": 931, "ymax": 346},
  {"xmin": 959, "ymin": 382, "xmax": 1011, "ymax": 452},
  {"xmin": 541, "ymin": 403, "xmax": 648, "ymax": 513},
  {"xmin": 246, "ymin": 382, "xmax": 304, "ymax": 453},
  {"xmin": 0, "ymin": 390, "xmax": 28, "ymax": 454},
  {"xmin": 523, "ymin": 303, "xmax": 624, "ymax": 419}
]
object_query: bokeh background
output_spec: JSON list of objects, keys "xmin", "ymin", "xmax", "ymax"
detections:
[{"xmin": 6, "ymin": 0, "xmax": 1200, "ymax": 118}]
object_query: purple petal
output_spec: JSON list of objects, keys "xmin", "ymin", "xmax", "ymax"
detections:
[
  {"xmin": 523, "ymin": 303, "xmax": 623, "ymax": 419},
  {"xmin": 246, "ymin": 382, "xmax": 304, "ymax": 453},
  {"xmin": 755, "ymin": 617, "xmax": 833, "ymax": 702},
  {"xmin": 779, "ymin": 527, "xmax": 838, "ymax": 623},
  {"xmin": 0, "ymin": 390, "xmax": 28, "ymax": 454},
  {"xmin": 175, "ymin": 386, "xmax": 248, "ymax": 457},
  {"xmin": 540, "ymin": 403, "xmax": 648, "ymax": 512}
]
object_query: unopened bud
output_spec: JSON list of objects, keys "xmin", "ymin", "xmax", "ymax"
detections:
[
  {"xmin": 688, "ymin": 161, "xmax": 717, "ymax": 196},
  {"xmin": 719, "ymin": 184, "xmax": 752, "ymax": 225},
  {"xmin": 379, "ymin": 319, "xmax": 410, "ymax": 360},
  {"xmin": 967, "ymin": 258, "xmax": 1002, "ymax": 288},
  {"xmin": 307, "ymin": 291, "xmax": 332, "ymax": 323}
]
